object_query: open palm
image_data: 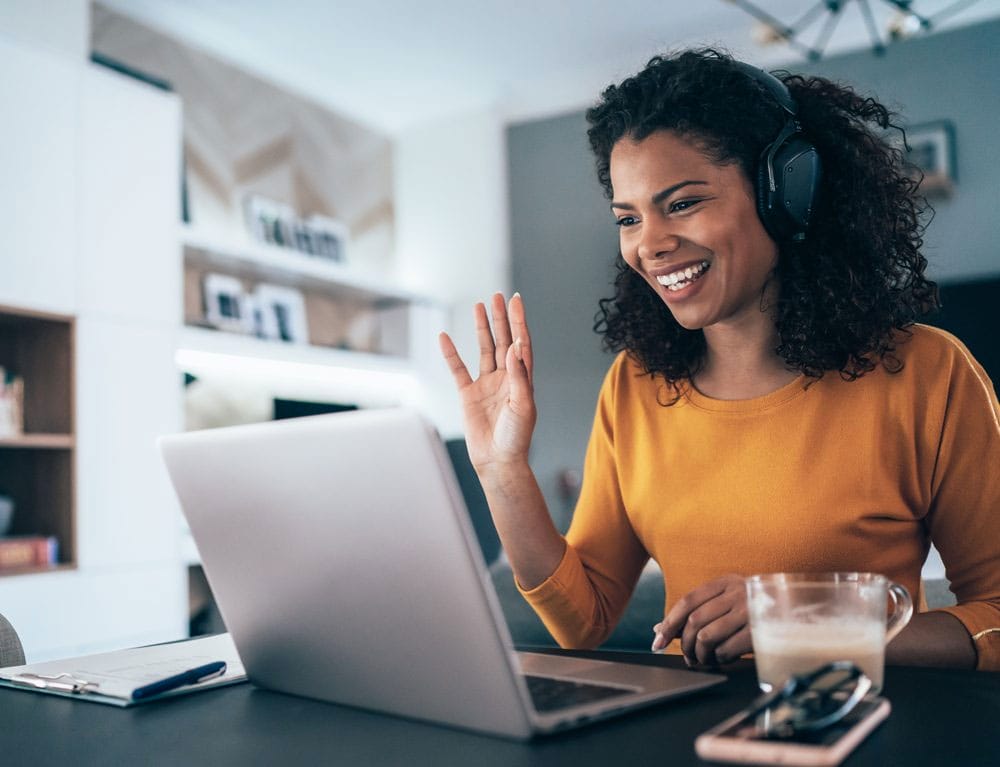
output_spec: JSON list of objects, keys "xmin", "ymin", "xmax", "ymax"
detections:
[{"xmin": 439, "ymin": 293, "xmax": 536, "ymax": 470}]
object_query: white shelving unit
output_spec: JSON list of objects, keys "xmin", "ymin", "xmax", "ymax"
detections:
[{"xmin": 0, "ymin": 44, "xmax": 189, "ymax": 660}]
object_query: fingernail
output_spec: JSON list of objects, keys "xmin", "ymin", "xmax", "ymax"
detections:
[{"xmin": 651, "ymin": 632, "xmax": 665, "ymax": 652}]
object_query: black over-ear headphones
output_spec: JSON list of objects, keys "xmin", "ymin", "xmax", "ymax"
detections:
[{"xmin": 732, "ymin": 62, "xmax": 822, "ymax": 243}]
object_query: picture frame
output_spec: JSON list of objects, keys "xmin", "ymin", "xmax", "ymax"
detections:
[
  {"xmin": 253, "ymin": 284, "xmax": 309, "ymax": 343},
  {"xmin": 902, "ymin": 120, "xmax": 956, "ymax": 196},
  {"xmin": 203, "ymin": 273, "xmax": 254, "ymax": 334}
]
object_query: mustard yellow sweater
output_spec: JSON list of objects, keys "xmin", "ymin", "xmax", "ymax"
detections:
[{"xmin": 520, "ymin": 325, "xmax": 1000, "ymax": 670}]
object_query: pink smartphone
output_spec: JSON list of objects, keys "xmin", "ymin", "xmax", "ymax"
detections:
[{"xmin": 695, "ymin": 697, "xmax": 890, "ymax": 766}]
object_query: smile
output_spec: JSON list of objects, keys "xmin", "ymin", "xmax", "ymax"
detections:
[{"xmin": 655, "ymin": 260, "xmax": 710, "ymax": 291}]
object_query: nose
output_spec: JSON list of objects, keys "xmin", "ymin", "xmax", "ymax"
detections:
[{"xmin": 636, "ymin": 217, "xmax": 681, "ymax": 262}]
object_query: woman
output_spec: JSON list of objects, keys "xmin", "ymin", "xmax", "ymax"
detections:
[{"xmin": 438, "ymin": 49, "xmax": 999, "ymax": 671}]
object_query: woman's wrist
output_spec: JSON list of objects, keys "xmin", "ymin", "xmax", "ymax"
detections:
[{"xmin": 476, "ymin": 457, "xmax": 535, "ymax": 498}]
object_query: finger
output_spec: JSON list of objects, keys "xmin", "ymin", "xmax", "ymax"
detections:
[
  {"xmin": 651, "ymin": 622, "xmax": 665, "ymax": 652},
  {"xmin": 506, "ymin": 340, "xmax": 535, "ymax": 408},
  {"xmin": 710, "ymin": 626, "xmax": 754, "ymax": 665},
  {"xmin": 438, "ymin": 332, "xmax": 473, "ymax": 389},
  {"xmin": 508, "ymin": 293, "xmax": 533, "ymax": 383},
  {"xmin": 491, "ymin": 293, "xmax": 513, "ymax": 369},
  {"xmin": 681, "ymin": 598, "xmax": 733, "ymax": 663},
  {"xmin": 693, "ymin": 603, "xmax": 750, "ymax": 665},
  {"xmin": 474, "ymin": 302, "xmax": 497, "ymax": 376},
  {"xmin": 661, "ymin": 580, "xmax": 728, "ymax": 645}
]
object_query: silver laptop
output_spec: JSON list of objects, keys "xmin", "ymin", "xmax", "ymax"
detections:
[{"xmin": 159, "ymin": 408, "xmax": 723, "ymax": 739}]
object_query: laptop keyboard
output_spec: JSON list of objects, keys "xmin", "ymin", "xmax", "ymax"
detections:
[{"xmin": 523, "ymin": 674, "xmax": 633, "ymax": 713}]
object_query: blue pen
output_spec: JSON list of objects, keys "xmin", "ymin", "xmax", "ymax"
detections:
[{"xmin": 130, "ymin": 661, "xmax": 227, "ymax": 701}]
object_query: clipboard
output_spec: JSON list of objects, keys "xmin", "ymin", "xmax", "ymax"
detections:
[{"xmin": 0, "ymin": 633, "xmax": 246, "ymax": 706}]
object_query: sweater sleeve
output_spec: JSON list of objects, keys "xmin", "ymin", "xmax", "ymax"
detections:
[
  {"xmin": 922, "ymin": 330, "xmax": 1000, "ymax": 670},
  {"xmin": 518, "ymin": 355, "xmax": 650, "ymax": 649}
]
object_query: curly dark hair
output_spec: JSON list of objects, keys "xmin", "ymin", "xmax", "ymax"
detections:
[{"xmin": 587, "ymin": 48, "xmax": 938, "ymax": 388}]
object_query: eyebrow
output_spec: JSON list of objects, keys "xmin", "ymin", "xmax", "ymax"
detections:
[{"xmin": 610, "ymin": 180, "xmax": 709, "ymax": 210}]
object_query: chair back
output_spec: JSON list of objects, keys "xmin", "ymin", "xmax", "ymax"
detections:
[{"xmin": 0, "ymin": 613, "xmax": 25, "ymax": 667}]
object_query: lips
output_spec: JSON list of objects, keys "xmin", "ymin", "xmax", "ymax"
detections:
[{"xmin": 653, "ymin": 260, "xmax": 711, "ymax": 292}]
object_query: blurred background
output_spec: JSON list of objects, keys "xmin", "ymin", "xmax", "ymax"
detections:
[{"xmin": 1, "ymin": 0, "xmax": 997, "ymax": 660}]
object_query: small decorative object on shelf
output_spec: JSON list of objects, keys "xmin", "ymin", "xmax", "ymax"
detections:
[
  {"xmin": 243, "ymin": 193, "xmax": 348, "ymax": 262},
  {"xmin": 252, "ymin": 284, "xmax": 309, "ymax": 343},
  {"xmin": 0, "ymin": 368, "xmax": 24, "ymax": 438},
  {"xmin": 304, "ymin": 214, "xmax": 348, "ymax": 262},
  {"xmin": 0, "ymin": 535, "xmax": 59, "ymax": 572},
  {"xmin": 203, "ymin": 273, "xmax": 255, "ymax": 335}
]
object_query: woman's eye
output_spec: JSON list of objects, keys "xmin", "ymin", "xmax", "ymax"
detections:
[
  {"xmin": 669, "ymin": 199, "xmax": 701, "ymax": 213},
  {"xmin": 615, "ymin": 215, "xmax": 638, "ymax": 227}
]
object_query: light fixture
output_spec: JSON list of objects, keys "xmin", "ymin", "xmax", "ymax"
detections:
[{"xmin": 726, "ymin": 0, "xmax": 983, "ymax": 61}]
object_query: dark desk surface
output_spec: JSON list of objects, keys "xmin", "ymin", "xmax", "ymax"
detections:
[{"xmin": 1, "ymin": 650, "xmax": 996, "ymax": 767}]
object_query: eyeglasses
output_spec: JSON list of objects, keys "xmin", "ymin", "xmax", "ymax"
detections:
[{"xmin": 746, "ymin": 661, "xmax": 873, "ymax": 739}]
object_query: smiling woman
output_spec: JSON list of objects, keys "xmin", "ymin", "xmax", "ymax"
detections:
[{"xmin": 439, "ymin": 49, "xmax": 1000, "ymax": 676}]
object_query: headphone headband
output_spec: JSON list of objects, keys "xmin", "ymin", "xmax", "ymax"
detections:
[{"xmin": 731, "ymin": 61, "xmax": 798, "ymax": 118}]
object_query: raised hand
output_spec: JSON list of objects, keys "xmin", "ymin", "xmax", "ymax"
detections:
[{"xmin": 439, "ymin": 293, "xmax": 536, "ymax": 472}]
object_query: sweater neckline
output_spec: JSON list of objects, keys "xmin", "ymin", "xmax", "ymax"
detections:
[{"xmin": 681, "ymin": 372, "xmax": 810, "ymax": 413}]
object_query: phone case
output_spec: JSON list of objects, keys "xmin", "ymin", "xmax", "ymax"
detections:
[{"xmin": 694, "ymin": 697, "xmax": 890, "ymax": 766}]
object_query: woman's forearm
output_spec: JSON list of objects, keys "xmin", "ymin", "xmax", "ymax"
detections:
[
  {"xmin": 886, "ymin": 610, "xmax": 977, "ymax": 669},
  {"xmin": 477, "ymin": 459, "xmax": 566, "ymax": 590}
]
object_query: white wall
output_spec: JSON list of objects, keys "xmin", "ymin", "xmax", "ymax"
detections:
[
  {"xmin": 0, "ymin": 0, "xmax": 89, "ymax": 61},
  {"xmin": 394, "ymin": 108, "xmax": 511, "ymax": 437}
]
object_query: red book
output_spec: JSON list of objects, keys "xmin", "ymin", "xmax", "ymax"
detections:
[{"xmin": 0, "ymin": 536, "xmax": 58, "ymax": 571}]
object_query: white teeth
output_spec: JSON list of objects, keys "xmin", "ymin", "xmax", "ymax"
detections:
[{"xmin": 656, "ymin": 260, "xmax": 709, "ymax": 288}]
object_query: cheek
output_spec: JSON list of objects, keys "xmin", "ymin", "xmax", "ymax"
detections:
[
  {"xmin": 622, "ymin": 252, "xmax": 652, "ymax": 286},
  {"xmin": 619, "ymin": 241, "xmax": 641, "ymax": 273}
]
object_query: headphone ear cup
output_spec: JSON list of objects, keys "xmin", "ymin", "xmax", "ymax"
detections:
[
  {"xmin": 773, "ymin": 135, "xmax": 822, "ymax": 239},
  {"xmin": 755, "ymin": 142, "xmax": 785, "ymax": 242},
  {"xmin": 756, "ymin": 134, "xmax": 822, "ymax": 242}
]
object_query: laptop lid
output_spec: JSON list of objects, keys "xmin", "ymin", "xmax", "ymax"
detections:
[{"xmin": 160, "ymin": 408, "xmax": 723, "ymax": 739}]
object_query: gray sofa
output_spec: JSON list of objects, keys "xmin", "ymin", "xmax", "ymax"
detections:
[
  {"xmin": 489, "ymin": 559, "xmax": 664, "ymax": 651},
  {"xmin": 0, "ymin": 612, "xmax": 25, "ymax": 667}
]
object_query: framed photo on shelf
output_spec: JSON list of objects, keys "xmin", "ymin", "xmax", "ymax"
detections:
[
  {"xmin": 253, "ymin": 284, "xmax": 309, "ymax": 343},
  {"xmin": 203, "ymin": 273, "xmax": 254, "ymax": 334},
  {"xmin": 903, "ymin": 120, "xmax": 956, "ymax": 196}
]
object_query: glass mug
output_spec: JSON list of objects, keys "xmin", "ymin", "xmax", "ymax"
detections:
[{"xmin": 746, "ymin": 572, "xmax": 913, "ymax": 694}]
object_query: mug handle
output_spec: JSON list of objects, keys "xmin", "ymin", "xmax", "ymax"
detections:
[{"xmin": 885, "ymin": 582, "xmax": 914, "ymax": 643}]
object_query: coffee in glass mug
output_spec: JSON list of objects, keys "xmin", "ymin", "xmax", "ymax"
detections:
[{"xmin": 746, "ymin": 572, "xmax": 913, "ymax": 694}]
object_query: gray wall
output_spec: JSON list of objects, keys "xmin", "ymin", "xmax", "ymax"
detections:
[
  {"xmin": 506, "ymin": 19, "xmax": 1000, "ymax": 526},
  {"xmin": 507, "ymin": 112, "xmax": 619, "ymax": 529}
]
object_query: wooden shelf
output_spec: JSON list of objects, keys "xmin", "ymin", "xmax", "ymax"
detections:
[
  {"xmin": 0, "ymin": 433, "xmax": 74, "ymax": 449},
  {"xmin": 0, "ymin": 306, "xmax": 75, "ymax": 571}
]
